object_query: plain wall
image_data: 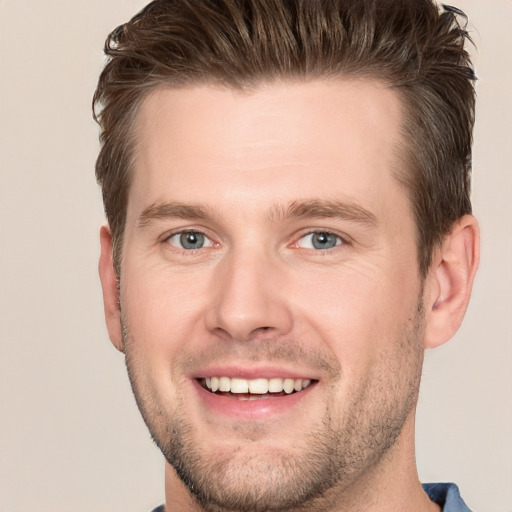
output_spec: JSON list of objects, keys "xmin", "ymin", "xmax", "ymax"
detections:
[{"xmin": 0, "ymin": 1, "xmax": 510, "ymax": 511}]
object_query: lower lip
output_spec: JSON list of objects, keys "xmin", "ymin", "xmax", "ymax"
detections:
[{"xmin": 192, "ymin": 379, "xmax": 316, "ymax": 420}]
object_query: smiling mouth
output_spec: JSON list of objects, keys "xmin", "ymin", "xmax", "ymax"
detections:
[{"xmin": 199, "ymin": 377, "xmax": 315, "ymax": 400}]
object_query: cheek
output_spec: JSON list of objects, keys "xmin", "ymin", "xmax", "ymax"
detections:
[
  {"xmin": 120, "ymin": 265, "xmax": 211, "ymax": 384},
  {"xmin": 289, "ymin": 262, "xmax": 421, "ymax": 367},
  {"xmin": 123, "ymin": 259, "xmax": 208, "ymax": 325}
]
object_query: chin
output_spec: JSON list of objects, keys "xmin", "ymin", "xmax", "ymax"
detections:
[{"xmin": 159, "ymin": 420, "xmax": 345, "ymax": 512}]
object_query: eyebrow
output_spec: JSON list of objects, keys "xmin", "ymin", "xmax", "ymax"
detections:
[
  {"xmin": 270, "ymin": 199, "xmax": 378, "ymax": 226},
  {"xmin": 137, "ymin": 201, "xmax": 212, "ymax": 227},
  {"xmin": 137, "ymin": 199, "xmax": 377, "ymax": 228}
]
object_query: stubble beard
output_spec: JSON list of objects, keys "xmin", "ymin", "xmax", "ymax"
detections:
[{"xmin": 122, "ymin": 301, "xmax": 425, "ymax": 512}]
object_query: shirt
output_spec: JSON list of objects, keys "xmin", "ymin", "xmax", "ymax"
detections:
[{"xmin": 423, "ymin": 482, "xmax": 473, "ymax": 511}]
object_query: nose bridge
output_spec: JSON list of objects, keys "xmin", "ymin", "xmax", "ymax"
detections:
[{"xmin": 206, "ymin": 242, "xmax": 293, "ymax": 341}]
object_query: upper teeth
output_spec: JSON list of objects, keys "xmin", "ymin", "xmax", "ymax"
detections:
[{"xmin": 204, "ymin": 377, "xmax": 312, "ymax": 394}]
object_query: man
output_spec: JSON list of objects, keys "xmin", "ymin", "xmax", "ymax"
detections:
[{"xmin": 93, "ymin": 1, "xmax": 479, "ymax": 511}]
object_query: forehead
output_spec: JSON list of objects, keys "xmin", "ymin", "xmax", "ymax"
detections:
[{"xmin": 129, "ymin": 79, "xmax": 407, "ymax": 220}]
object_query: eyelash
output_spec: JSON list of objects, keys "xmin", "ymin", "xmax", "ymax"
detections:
[
  {"xmin": 164, "ymin": 230, "xmax": 217, "ymax": 253},
  {"xmin": 293, "ymin": 229, "xmax": 346, "ymax": 252}
]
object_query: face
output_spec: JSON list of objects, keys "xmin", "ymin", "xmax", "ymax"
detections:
[{"xmin": 114, "ymin": 80, "xmax": 427, "ymax": 511}]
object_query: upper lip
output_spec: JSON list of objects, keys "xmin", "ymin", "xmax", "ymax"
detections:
[{"xmin": 189, "ymin": 365, "xmax": 320, "ymax": 381}]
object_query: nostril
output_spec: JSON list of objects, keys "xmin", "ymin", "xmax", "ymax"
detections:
[{"xmin": 251, "ymin": 326, "xmax": 272, "ymax": 337}]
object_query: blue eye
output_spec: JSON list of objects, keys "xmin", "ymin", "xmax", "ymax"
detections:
[
  {"xmin": 167, "ymin": 231, "xmax": 213, "ymax": 250},
  {"xmin": 297, "ymin": 232, "xmax": 342, "ymax": 250}
]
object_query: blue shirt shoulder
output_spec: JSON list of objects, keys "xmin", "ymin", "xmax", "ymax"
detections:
[{"xmin": 423, "ymin": 482, "xmax": 473, "ymax": 512}]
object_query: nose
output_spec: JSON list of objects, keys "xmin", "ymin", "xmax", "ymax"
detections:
[{"xmin": 205, "ymin": 248, "xmax": 294, "ymax": 342}]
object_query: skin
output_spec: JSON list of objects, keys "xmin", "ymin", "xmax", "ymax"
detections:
[{"xmin": 99, "ymin": 80, "xmax": 479, "ymax": 512}]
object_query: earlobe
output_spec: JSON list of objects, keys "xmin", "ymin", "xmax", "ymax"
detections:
[
  {"xmin": 98, "ymin": 225, "xmax": 124, "ymax": 352},
  {"xmin": 424, "ymin": 215, "xmax": 480, "ymax": 349}
]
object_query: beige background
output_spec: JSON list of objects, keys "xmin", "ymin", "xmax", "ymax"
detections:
[{"xmin": 1, "ymin": 1, "xmax": 511, "ymax": 511}]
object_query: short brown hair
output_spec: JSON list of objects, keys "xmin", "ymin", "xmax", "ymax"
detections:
[{"xmin": 93, "ymin": 0, "xmax": 476, "ymax": 277}]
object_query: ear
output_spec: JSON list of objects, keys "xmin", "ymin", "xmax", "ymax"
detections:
[
  {"xmin": 98, "ymin": 224, "xmax": 124, "ymax": 352},
  {"xmin": 424, "ymin": 215, "xmax": 480, "ymax": 349}
]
